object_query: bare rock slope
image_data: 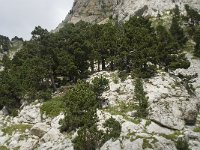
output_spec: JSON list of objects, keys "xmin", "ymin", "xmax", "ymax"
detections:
[{"xmin": 56, "ymin": 0, "xmax": 200, "ymax": 31}]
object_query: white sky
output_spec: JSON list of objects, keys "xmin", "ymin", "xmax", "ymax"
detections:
[{"xmin": 0, "ymin": 0, "xmax": 74, "ymax": 40}]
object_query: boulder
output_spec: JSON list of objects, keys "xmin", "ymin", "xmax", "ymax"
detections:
[
  {"xmin": 41, "ymin": 128, "xmax": 64, "ymax": 143},
  {"xmin": 30, "ymin": 123, "xmax": 50, "ymax": 138},
  {"xmin": 101, "ymin": 139, "xmax": 143, "ymax": 150},
  {"xmin": 183, "ymin": 100, "xmax": 198, "ymax": 125},
  {"xmin": 15, "ymin": 103, "xmax": 42, "ymax": 124},
  {"xmin": 153, "ymin": 136, "xmax": 176, "ymax": 150}
]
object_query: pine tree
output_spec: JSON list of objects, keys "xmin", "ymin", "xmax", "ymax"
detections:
[
  {"xmin": 170, "ymin": 5, "xmax": 187, "ymax": 47},
  {"xmin": 194, "ymin": 27, "xmax": 200, "ymax": 57}
]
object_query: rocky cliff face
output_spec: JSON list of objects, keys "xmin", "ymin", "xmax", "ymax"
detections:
[{"xmin": 55, "ymin": 0, "xmax": 200, "ymax": 31}]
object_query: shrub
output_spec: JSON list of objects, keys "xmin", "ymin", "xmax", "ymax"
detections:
[
  {"xmin": 73, "ymin": 118, "xmax": 121, "ymax": 150},
  {"xmin": 176, "ymin": 138, "xmax": 189, "ymax": 150},
  {"xmin": 73, "ymin": 125, "xmax": 104, "ymax": 150},
  {"xmin": 60, "ymin": 81, "xmax": 98, "ymax": 132},
  {"xmin": 92, "ymin": 76, "xmax": 109, "ymax": 97},
  {"xmin": 103, "ymin": 117, "xmax": 121, "ymax": 140}
]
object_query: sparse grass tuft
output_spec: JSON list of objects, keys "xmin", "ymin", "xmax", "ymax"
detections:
[
  {"xmin": 193, "ymin": 126, "xmax": 200, "ymax": 132},
  {"xmin": 2, "ymin": 124, "xmax": 32, "ymax": 135},
  {"xmin": 160, "ymin": 131, "xmax": 182, "ymax": 141}
]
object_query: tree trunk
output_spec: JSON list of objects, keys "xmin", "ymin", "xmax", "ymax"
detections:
[
  {"xmin": 51, "ymin": 74, "xmax": 56, "ymax": 91},
  {"xmin": 90, "ymin": 60, "xmax": 94, "ymax": 73},
  {"xmin": 102, "ymin": 58, "xmax": 106, "ymax": 70},
  {"xmin": 110, "ymin": 61, "xmax": 114, "ymax": 71},
  {"xmin": 98, "ymin": 60, "xmax": 100, "ymax": 72}
]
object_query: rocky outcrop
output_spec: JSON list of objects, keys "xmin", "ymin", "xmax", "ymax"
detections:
[
  {"xmin": 145, "ymin": 72, "xmax": 199, "ymax": 130},
  {"xmin": 55, "ymin": 0, "xmax": 200, "ymax": 31}
]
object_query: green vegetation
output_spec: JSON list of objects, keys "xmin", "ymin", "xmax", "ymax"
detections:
[
  {"xmin": 160, "ymin": 131, "xmax": 182, "ymax": 141},
  {"xmin": 73, "ymin": 125, "xmax": 104, "ymax": 150},
  {"xmin": 0, "ymin": 146, "xmax": 9, "ymax": 150},
  {"xmin": 0, "ymin": 35, "xmax": 10, "ymax": 53},
  {"xmin": 143, "ymin": 139, "xmax": 153, "ymax": 149},
  {"xmin": 59, "ymin": 80, "xmax": 121, "ymax": 149},
  {"xmin": 40, "ymin": 96, "xmax": 65, "ymax": 117},
  {"xmin": 105, "ymin": 101, "xmax": 136, "ymax": 116},
  {"xmin": 91, "ymin": 76, "xmax": 109, "ymax": 98},
  {"xmin": 170, "ymin": 5, "xmax": 187, "ymax": 47},
  {"xmin": 176, "ymin": 138, "xmax": 189, "ymax": 150},
  {"xmin": 73, "ymin": 117, "xmax": 121, "ymax": 150},
  {"xmin": 134, "ymin": 78, "xmax": 148, "ymax": 117},
  {"xmin": 194, "ymin": 26, "xmax": 200, "ymax": 57},
  {"xmin": 0, "ymin": 15, "xmax": 191, "ymax": 112},
  {"xmin": 103, "ymin": 117, "xmax": 121, "ymax": 140},
  {"xmin": 193, "ymin": 125, "xmax": 200, "ymax": 132},
  {"xmin": 1, "ymin": 5, "xmax": 200, "ymax": 150},
  {"xmin": 2, "ymin": 124, "xmax": 32, "ymax": 135},
  {"xmin": 60, "ymin": 81, "xmax": 98, "ymax": 132}
]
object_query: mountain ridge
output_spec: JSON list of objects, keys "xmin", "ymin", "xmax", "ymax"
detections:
[{"xmin": 55, "ymin": 0, "xmax": 200, "ymax": 31}]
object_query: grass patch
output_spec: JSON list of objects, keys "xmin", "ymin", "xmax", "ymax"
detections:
[
  {"xmin": 193, "ymin": 126, "xmax": 200, "ymax": 132},
  {"xmin": 40, "ymin": 96, "xmax": 65, "ymax": 117},
  {"xmin": 0, "ymin": 146, "xmax": 9, "ymax": 150},
  {"xmin": 2, "ymin": 124, "xmax": 32, "ymax": 135},
  {"xmin": 105, "ymin": 101, "xmax": 141, "ymax": 124},
  {"xmin": 106, "ymin": 101, "xmax": 137, "ymax": 115},
  {"xmin": 160, "ymin": 131, "xmax": 182, "ymax": 141}
]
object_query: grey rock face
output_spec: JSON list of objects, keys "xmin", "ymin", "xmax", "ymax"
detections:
[{"xmin": 55, "ymin": 0, "xmax": 200, "ymax": 31}]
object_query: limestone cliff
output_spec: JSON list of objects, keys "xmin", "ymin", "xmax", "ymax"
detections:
[{"xmin": 55, "ymin": 0, "xmax": 200, "ymax": 31}]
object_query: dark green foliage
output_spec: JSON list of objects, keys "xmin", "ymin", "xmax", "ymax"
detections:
[
  {"xmin": 0, "ymin": 16, "xmax": 190, "ymax": 112},
  {"xmin": 103, "ymin": 117, "xmax": 121, "ymax": 140},
  {"xmin": 185, "ymin": 4, "xmax": 200, "ymax": 26},
  {"xmin": 170, "ymin": 5, "xmax": 187, "ymax": 47},
  {"xmin": 73, "ymin": 125, "xmax": 104, "ymax": 150},
  {"xmin": 0, "ymin": 35, "xmax": 10, "ymax": 52},
  {"xmin": 134, "ymin": 78, "xmax": 148, "ymax": 117},
  {"xmin": 73, "ymin": 118, "xmax": 121, "ymax": 150},
  {"xmin": 60, "ymin": 81, "xmax": 98, "ymax": 132},
  {"xmin": 170, "ymin": 17, "xmax": 187, "ymax": 47},
  {"xmin": 176, "ymin": 138, "xmax": 189, "ymax": 150},
  {"xmin": 194, "ymin": 26, "xmax": 200, "ymax": 57},
  {"xmin": 91, "ymin": 76, "xmax": 109, "ymax": 97},
  {"xmin": 156, "ymin": 25, "xmax": 190, "ymax": 70}
]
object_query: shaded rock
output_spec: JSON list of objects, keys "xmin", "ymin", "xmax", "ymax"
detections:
[{"xmin": 30, "ymin": 123, "xmax": 50, "ymax": 138}]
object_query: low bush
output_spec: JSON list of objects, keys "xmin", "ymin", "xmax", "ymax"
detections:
[
  {"xmin": 103, "ymin": 117, "xmax": 121, "ymax": 140},
  {"xmin": 176, "ymin": 138, "xmax": 189, "ymax": 150}
]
